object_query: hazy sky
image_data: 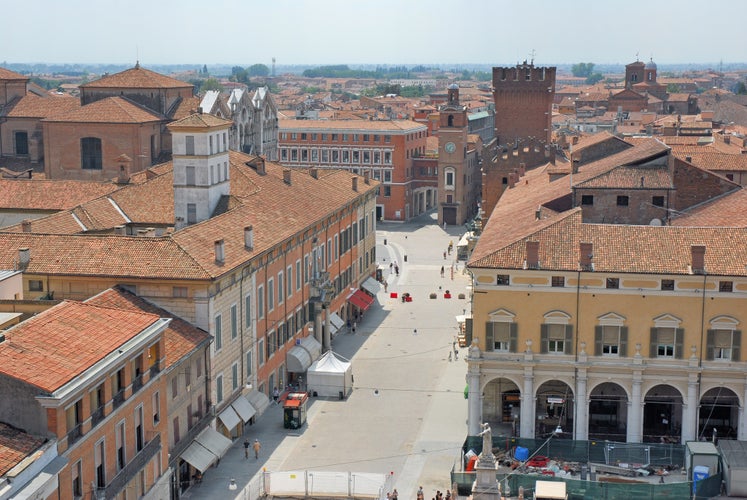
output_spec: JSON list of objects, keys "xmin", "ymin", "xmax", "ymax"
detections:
[{"xmin": 2, "ymin": 0, "xmax": 743, "ymax": 66}]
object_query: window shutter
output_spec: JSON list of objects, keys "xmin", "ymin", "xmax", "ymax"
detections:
[
  {"xmin": 675, "ymin": 328, "xmax": 684, "ymax": 359},
  {"xmin": 465, "ymin": 318, "xmax": 473, "ymax": 346},
  {"xmin": 706, "ymin": 329, "xmax": 715, "ymax": 361},
  {"xmin": 732, "ymin": 330, "xmax": 741, "ymax": 362},
  {"xmin": 540, "ymin": 324, "xmax": 548, "ymax": 354},
  {"xmin": 650, "ymin": 328, "xmax": 658, "ymax": 358},
  {"xmin": 509, "ymin": 323, "xmax": 518, "ymax": 353},
  {"xmin": 485, "ymin": 322, "xmax": 494, "ymax": 352},
  {"xmin": 564, "ymin": 325, "xmax": 573, "ymax": 354},
  {"xmin": 620, "ymin": 327, "xmax": 628, "ymax": 357},
  {"xmin": 594, "ymin": 326, "xmax": 603, "ymax": 356}
]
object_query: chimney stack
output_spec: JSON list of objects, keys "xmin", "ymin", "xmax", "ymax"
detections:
[
  {"xmin": 21, "ymin": 220, "xmax": 31, "ymax": 233},
  {"xmin": 579, "ymin": 242, "xmax": 593, "ymax": 269},
  {"xmin": 352, "ymin": 177, "xmax": 358, "ymax": 192},
  {"xmin": 18, "ymin": 248, "xmax": 30, "ymax": 269},
  {"xmin": 258, "ymin": 157, "xmax": 266, "ymax": 175},
  {"xmin": 364, "ymin": 171, "xmax": 370, "ymax": 184},
  {"xmin": 526, "ymin": 241, "xmax": 540, "ymax": 269},
  {"xmin": 283, "ymin": 169, "xmax": 292, "ymax": 185},
  {"xmin": 691, "ymin": 245, "xmax": 706, "ymax": 274},
  {"xmin": 519, "ymin": 162, "xmax": 526, "ymax": 176},
  {"xmin": 214, "ymin": 239, "xmax": 225, "ymax": 264},
  {"xmin": 244, "ymin": 226, "xmax": 254, "ymax": 250},
  {"xmin": 310, "ymin": 168, "xmax": 318, "ymax": 179},
  {"xmin": 508, "ymin": 173, "xmax": 516, "ymax": 188}
]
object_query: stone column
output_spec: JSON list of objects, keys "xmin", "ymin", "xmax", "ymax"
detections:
[
  {"xmin": 520, "ymin": 367, "xmax": 535, "ymax": 438},
  {"xmin": 466, "ymin": 341, "xmax": 483, "ymax": 436},
  {"xmin": 575, "ymin": 370, "xmax": 588, "ymax": 441},
  {"xmin": 628, "ymin": 374, "xmax": 643, "ymax": 443},
  {"xmin": 313, "ymin": 302, "xmax": 322, "ymax": 346},
  {"xmin": 682, "ymin": 375, "xmax": 699, "ymax": 442},
  {"xmin": 323, "ymin": 308, "xmax": 331, "ymax": 352},
  {"xmin": 740, "ymin": 379, "xmax": 747, "ymax": 441}
]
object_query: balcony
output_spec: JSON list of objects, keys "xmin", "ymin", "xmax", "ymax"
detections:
[
  {"xmin": 132, "ymin": 374, "xmax": 144, "ymax": 393},
  {"xmin": 66, "ymin": 423, "xmax": 83, "ymax": 446},
  {"xmin": 168, "ymin": 412, "xmax": 213, "ymax": 466},
  {"xmin": 104, "ymin": 432, "xmax": 161, "ymax": 498},
  {"xmin": 91, "ymin": 406, "xmax": 105, "ymax": 427},
  {"xmin": 113, "ymin": 389, "xmax": 125, "ymax": 410},
  {"xmin": 149, "ymin": 360, "xmax": 161, "ymax": 378}
]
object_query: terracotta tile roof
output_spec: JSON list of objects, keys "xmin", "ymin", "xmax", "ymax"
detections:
[
  {"xmin": 0, "ymin": 151, "xmax": 378, "ymax": 280},
  {"xmin": 3, "ymin": 94, "xmax": 81, "ymax": 119},
  {"xmin": 85, "ymin": 287, "xmax": 210, "ymax": 369},
  {"xmin": 671, "ymin": 188, "xmax": 747, "ymax": 228},
  {"xmin": 168, "ymin": 112, "xmax": 232, "ymax": 129},
  {"xmin": 576, "ymin": 165, "xmax": 672, "ymax": 189},
  {"xmin": 0, "ymin": 68, "xmax": 28, "ymax": 81},
  {"xmin": 43, "ymin": 96, "xmax": 164, "ymax": 124},
  {"xmin": 0, "ymin": 301, "xmax": 160, "ymax": 393},
  {"xmin": 0, "ymin": 423, "xmax": 46, "ymax": 476},
  {"xmin": 80, "ymin": 66, "xmax": 193, "ymax": 90},
  {"xmin": 572, "ymin": 131, "xmax": 629, "ymax": 153},
  {"xmin": 169, "ymin": 95, "xmax": 203, "ymax": 120},
  {"xmin": 279, "ymin": 119, "xmax": 426, "ymax": 132},
  {"xmin": 0, "ymin": 179, "xmax": 117, "ymax": 210},
  {"xmin": 673, "ymin": 151, "xmax": 747, "ymax": 172},
  {"xmin": 470, "ymin": 209, "xmax": 747, "ymax": 276}
]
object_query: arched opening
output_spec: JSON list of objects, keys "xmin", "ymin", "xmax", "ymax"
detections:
[
  {"xmin": 482, "ymin": 377, "xmax": 520, "ymax": 436},
  {"xmin": 448, "ymin": 115, "xmax": 454, "ymax": 127},
  {"xmin": 643, "ymin": 384, "xmax": 683, "ymax": 443},
  {"xmin": 535, "ymin": 380, "xmax": 573, "ymax": 438},
  {"xmin": 588, "ymin": 382, "xmax": 628, "ymax": 441},
  {"xmin": 699, "ymin": 387, "xmax": 740, "ymax": 440}
]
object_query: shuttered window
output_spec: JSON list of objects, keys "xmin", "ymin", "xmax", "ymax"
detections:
[
  {"xmin": 485, "ymin": 322, "xmax": 517, "ymax": 352},
  {"xmin": 706, "ymin": 329, "xmax": 741, "ymax": 361},
  {"xmin": 541, "ymin": 324, "xmax": 573, "ymax": 354}
]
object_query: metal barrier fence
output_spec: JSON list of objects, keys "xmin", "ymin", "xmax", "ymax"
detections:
[{"xmin": 234, "ymin": 470, "xmax": 392, "ymax": 499}]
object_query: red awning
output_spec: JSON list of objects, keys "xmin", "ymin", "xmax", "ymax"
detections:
[{"xmin": 348, "ymin": 289, "xmax": 374, "ymax": 311}]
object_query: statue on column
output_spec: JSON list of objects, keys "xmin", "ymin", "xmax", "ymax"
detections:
[{"xmin": 478, "ymin": 422, "xmax": 493, "ymax": 458}]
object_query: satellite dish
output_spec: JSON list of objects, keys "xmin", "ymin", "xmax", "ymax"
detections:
[{"xmin": 649, "ymin": 218, "xmax": 662, "ymax": 226}]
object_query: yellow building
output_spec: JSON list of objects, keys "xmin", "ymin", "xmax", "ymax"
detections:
[{"xmin": 467, "ymin": 209, "xmax": 747, "ymax": 444}]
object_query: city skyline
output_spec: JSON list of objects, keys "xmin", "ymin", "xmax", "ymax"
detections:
[{"xmin": 2, "ymin": 0, "xmax": 744, "ymax": 67}]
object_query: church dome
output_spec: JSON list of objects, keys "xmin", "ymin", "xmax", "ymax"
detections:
[
  {"xmin": 645, "ymin": 58, "xmax": 657, "ymax": 70},
  {"xmin": 447, "ymin": 83, "xmax": 459, "ymax": 90}
]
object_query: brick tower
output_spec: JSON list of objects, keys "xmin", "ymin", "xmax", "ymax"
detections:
[
  {"xmin": 438, "ymin": 84, "xmax": 470, "ymax": 226},
  {"xmin": 492, "ymin": 61, "xmax": 556, "ymax": 145}
]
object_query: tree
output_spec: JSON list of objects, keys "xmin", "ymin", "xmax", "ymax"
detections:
[
  {"xmin": 571, "ymin": 62, "xmax": 595, "ymax": 78},
  {"xmin": 247, "ymin": 64, "xmax": 270, "ymax": 77},
  {"xmin": 199, "ymin": 77, "xmax": 223, "ymax": 93},
  {"xmin": 202, "ymin": 64, "xmax": 208, "ymax": 75},
  {"xmin": 667, "ymin": 83, "xmax": 681, "ymax": 93},
  {"xmin": 232, "ymin": 66, "xmax": 249, "ymax": 83},
  {"xmin": 735, "ymin": 82, "xmax": 747, "ymax": 95},
  {"xmin": 586, "ymin": 73, "xmax": 603, "ymax": 85}
]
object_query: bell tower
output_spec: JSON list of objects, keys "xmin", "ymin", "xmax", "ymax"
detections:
[{"xmin": 438, "ymin": 84, "xmax": 471, "ymax": 226}]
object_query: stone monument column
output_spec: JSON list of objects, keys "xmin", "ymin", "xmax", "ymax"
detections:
[
  {"xmin": 466, "ymin": 340, "xmax": 482, "ymax": 436},
  {"xmin": 471, "ymin": 423, "xmax": 502, "ymax": 500}
]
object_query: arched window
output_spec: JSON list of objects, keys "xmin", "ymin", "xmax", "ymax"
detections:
[
  {"xmin": 651, "ymin": 314, "xmax": 683, "ymax": 359},
  {"xmin": 485, "ymin": 309, "xmax": 517, "ymax": 353},
  {"xmin": 80, "ymin": 137, "xmax": 102, "ymax": 170},
  {"xmin": 594, "ymin": 313, "xmax": 627, "ymax": 357},
  {"xmin": 541, "ymin": 311, "xmax": 572, "ymax": 354},
  {"xmin": 444, "ymin": 167, "xmax": 455, "ymax": 190},
  {"xmin": 707, "ymin": 316, "xmax": 741, "ymax": 361}
]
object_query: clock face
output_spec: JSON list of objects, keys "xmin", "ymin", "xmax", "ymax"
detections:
[{"xmin": 445, "ymin": 142, "xmax": 456, "ymax": 153}]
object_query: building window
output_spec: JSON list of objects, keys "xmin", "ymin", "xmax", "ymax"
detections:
[
  {"xmin": 652, "ymin": 327, "xmax": 678, "ymax": 358},
  {"xmin": 245, "ymin": 294, "xmax": 252, "ymax": 327},
  {"xmin": 152, "ymin": 391, "xmax": 160, "ymax": 425},
  {"xmin": 186, "ymin": 166, "xmax": 196, "ymax": 186},
  {"xmin": 185, "ymin": 136, "xmax": 195, "ymax": 155},
  {"xmin": 384, "ymin": 186, "xmax": 391, "ymax": 197},
  {"xmin": 135, "ymin": 407, "xmax": 144, "ymax": 450},
  {"xmin": 173, "ymin": 286, "xmax": 188, "ymax": 298},
  {"xmin": 232, "ymin": 363, "xmax": 239, "ymax": 391},
  {"xmin": 268, "ymin": 278, "xmax": 275, "ymax": 311},
  {"xmin": 581, "ymin": 195, "xmax": 594, "ymax": 205},
  {"xmin": 719, "ymin": 281, "xmax": 733, "ymax": 292},
  {"xmin": 230, "ymin": 304, "xmax": 238, "ymax": 339},
  {"xmin": 173, "ymin": 416, "xmax": 180, "ymax": 444},
  {"xmin": 267, "ymin": 330, "xmax": 276, "ymax": 358},
  {"xmin": 616, "ymin": 195, "xmax": 629, "ymax": 206},
  {"xmin": 187, "ymin": 203, "xmax": 197, "ymax": 225},
  {"xmin": 486, "ymin": 321, "xmax": 515, "ymax": 352},
  {"xmin": 214, "ymin": 314, "xmax": 222, "ymax": 351},
  {"xmin": 258, "ymin": 339, "xmax": 265, "ymax": 366},
  {"xmin": 28, "ymin": 280, "xmax": 43, "ymax": 292},
  {"xmin": 445, "ymin": 169, "xmax": 455, "ymax": 188},
  {"xmin": 496, "ymin": 274, "xmax": 510, "ymax": 285},
  {"xmin": 81, "ymin": 137, "xmax": 103, "ymax": 170},
  {"xmin": 551, "ymin": 276, "xmax": 565, "ymax": 287},
  {"xmin": 661, "ymin": 279, "xmax": 675, "ymax": 291},
  {"xmin": 94, "ymin": 439, "xmax": 106, "ymax": 489},
  {"xmin": 296, "ymin": 260, "xmax": 302, "ymax": 290},
  {"xmin": 246, "ymin": 350, "xmax": 253, "ymax": 378},
  {"xmin": 652, "ymin": 196, "xmax": 665, "ymax": 207},
  {"xmin": 606, "ymin": 278, "xmax": 619, "ymax": 289},
  {"xmin": 72, "ymin": 460, "xmax": 83, "ymax": 497},
  {"xmin": 595, "ymin": 325, "xmax": 627, "ymax": 356},
  {"xmin": 258, "ymin": 284, "xmax": 265, "ymax": 318},
  {"xmin": 277, "ymin": 272, "xmax": 284, "ymax": 304},
  {"xmin": 216, "ymin": 374, "xmax": 223, "ymax": 402},
  {"xmin": 287, "ymin": 265, "xmax": 293, "ymax": 298},
  {"xmin": 542, "ymin": 323, "xmax": 570, "ymax": 354}
]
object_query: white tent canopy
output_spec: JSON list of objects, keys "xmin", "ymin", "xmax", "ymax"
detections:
[{"xmin": 306, "ymin": 351, "xmax": 353, "ymax": 398}]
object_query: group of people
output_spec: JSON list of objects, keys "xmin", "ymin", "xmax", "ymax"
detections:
[
  {"xmin": 389, "ymin": 261, "xmax": 400, "ymax": 276},
  {"xmin": 243, "ymin": 438, "xmax": 261, "ymax": 459},
  {"xmin": 417, "ymin": 486, "xmax": 452, "ymax": 500},
  {"xmin": 448, "ymin": 339, "xmax": 460, "ymax": 361}
]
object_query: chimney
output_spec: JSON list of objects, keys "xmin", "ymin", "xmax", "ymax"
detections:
[
  {"xmin": 685, "ymin": 156, "xmax": 692, "ymax": 163},
  {"xmin": 244, "ymin": 226, "xmax": 254, "ymax": 250},
  {"xmin": 364, "ymin": 170, "xmax": 370, "ymax": 184},
  {"xmin": 535, "ymin": 206, "xmax": 542, "ymax": 220},
  {"xmin": 214, "ymin": 240, "xmax": 225, "ymax": 264},
  {"xmin": 579, "ymin": 242, "xmax": 593, "ymax": 269},
  {"xmin": 723, "ymin": 135, "xmax": 731, "ymax": 145},
  {"xmin": 526, "ymin": 241, "xmax": 540, "ymax": 269},
  {"xmin": 691, "ymin": 245, "xmax": 706, "ymax": 274},
  {"xmin": 21, "ymin": 220, "xmax": 31, "ymax": 233},
  {"xmin": 519, "ymin": 162, "xmax": 526, "ymax": 176},
  {"xmin": 283, "ymin": 169, "xmax": 292, "ymax": 185},
  {"xmin": 310, "ymin": 168, "xmax": 318, "ymax": 179},
  {"xmin": 115, "ymin": 154, "xmax": 132, "ymax": 184},
  {"xmin": 508, "ymin": 173, "xmax": 516, "ymax": 188},
  {"xmin": 352, "ymin": 177, "xmax": 358, "ymax": 192},
  {"xmin": 197, "ymin": 107, "xmax": 203, "ymax": 114},
  {"xmin": 18, "ymin": 248, "xmax": 30, "ymax": 269},
  {"xmin": 572, "ymin": 159, "xmax": 580, "ymax": 174},
  {"xmin": 572, "ymin": 136, "xmax": 579, "ymax": 145},
  {"xmin": 258, "ymin": 157, "xmax": 266, "ymax": 175},
  {"xmin": 114, "ymin": 225, "xmax": 126, "ymax": 236}
]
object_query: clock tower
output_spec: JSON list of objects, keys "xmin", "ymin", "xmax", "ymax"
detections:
[{"xmin": 438, "ymin": 84, "xmax": 473, "ymax": 226}]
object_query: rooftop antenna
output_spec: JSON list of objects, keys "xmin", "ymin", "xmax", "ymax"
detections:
[
  {"xmin": 529, "ymin": 49, "xmax": 536, "ymax": 66},
  {"xmin": 636, "ymin": 51, "xmax": 640, "ymax": 61},
  {"xmin": 272, "ymin": 57, "xmax": 276, "ymax": 77}
]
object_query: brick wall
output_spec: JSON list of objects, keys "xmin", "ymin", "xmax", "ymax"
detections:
[
  {"xmin": 672, "ymin": 156, "xmax": 738, "ymax": 211},
  {"xmin": 493, "ymin": 64, "xmax": 556, "ymax": 145}
]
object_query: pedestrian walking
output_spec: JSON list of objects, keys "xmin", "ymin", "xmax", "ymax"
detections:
[
  {"xmin": 448, "ymin": 351, "xmax": 452, "ymax": 362},
  {"xmin": 443, "ymin": 251, "xmax": 447, "ymax": 260},
  {"xmin": 440, "ymin": 265, "xmax": 445, "ymax": 277},
  {"xmin": 347, "ymin": 319, "xmax": 351, "ymax": 332},
  {"xmin": 244, "ymin": 438, "xmax": 250, "ymax": 459},
  {"xmin": 413, "ymin": 329, "xmax": 418, "ymax": 335},
  {"xmin": 394, "ymin": 265, "xmax": 399, "ymax": 276},
  {"xmin": 273, "ymin": 387, "xmax": 279, "ymax": 404},
  {"xmin": 389, "ymin": 262, "xmax": 393, "ymax": 271},
  {"xmin": 352, "ymin": 321, "xmax": 357, "ymax": 334},
  {"xmin": 383, "ymin": 281, "xmax": 388, "ymax": 293},
  {"xmin": 454, "ymin": 348, "xmax": 459, "ymax": 361},
  {"xmin": 253, "ymin": 438, "xmax": 261, "ymax": 459},
  {"xmin": 417, "ymin": 486, "xmax": 424, "ymax": 500},
  {"xmin": 392, "ymin": 489, "xmax": 398, "ymax": 500}
]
